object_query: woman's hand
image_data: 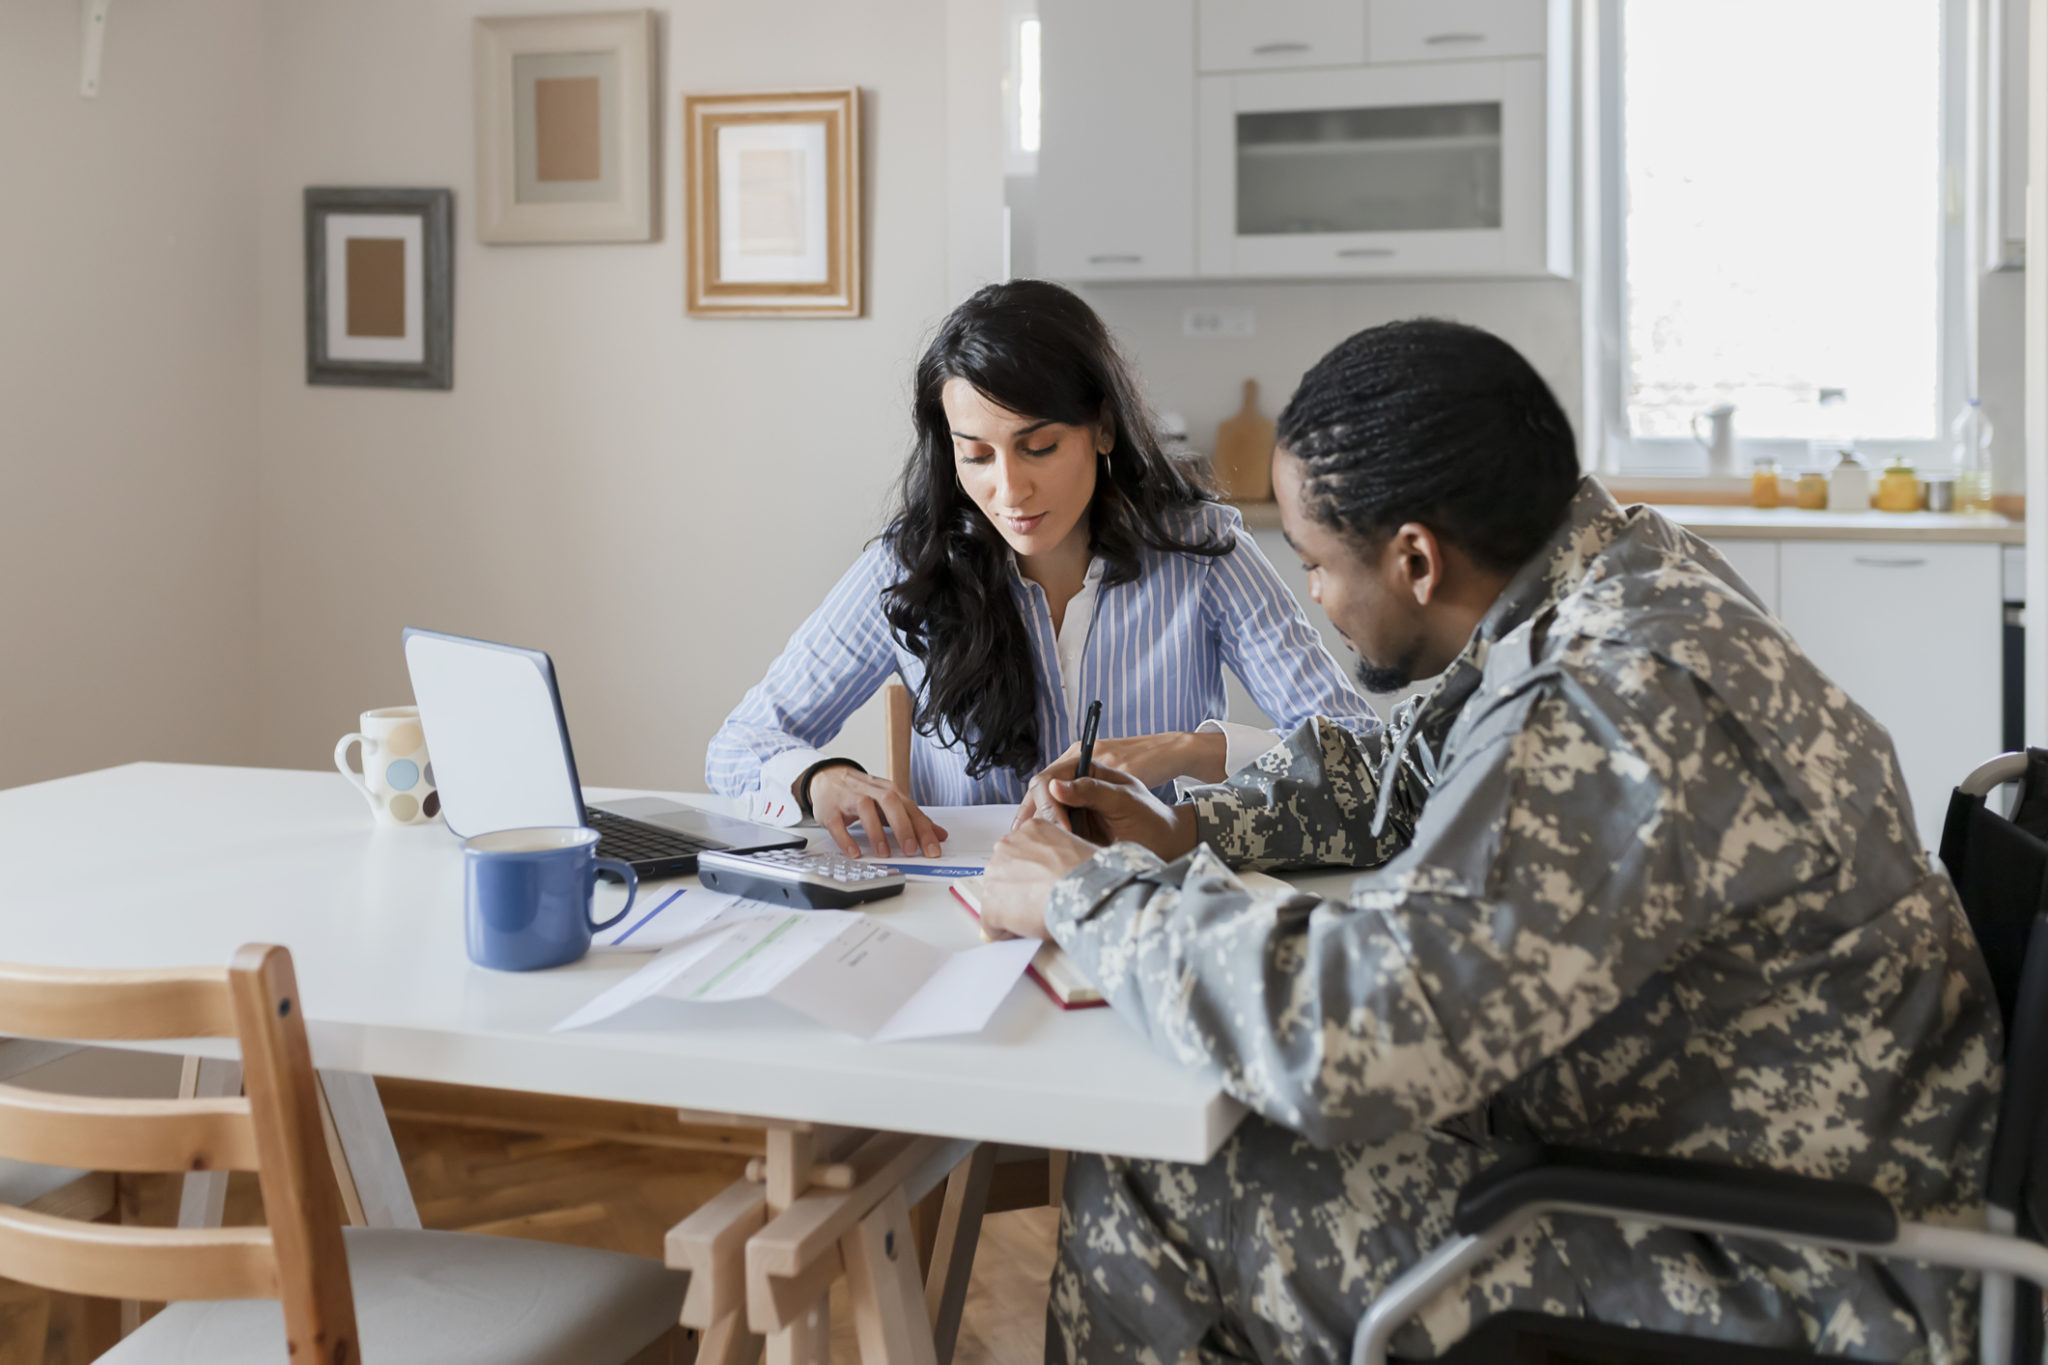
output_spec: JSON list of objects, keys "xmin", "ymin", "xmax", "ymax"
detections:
[
  {"xmin": 1016, "ymin": 763, "xmax": 1200, "ymax": 862},
  {"xmin": 805, "ymin": 766, "xmax": 949, "ymax": 858},
  {"xmin": 980, "ymin": 819, "xmax": 1102, "ymax": 940},
  {"xmin": 1013, "ymin": 730, "xmax": 1225, "ymax": 833}
]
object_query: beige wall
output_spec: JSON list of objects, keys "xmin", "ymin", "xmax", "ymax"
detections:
[
  {"xmin": 0, "ymin": 0, "xmax": 263, "ymax": 789},
  {"xmin": 252, "ymin": 0, "xmax": 972, "ymax": 790}
]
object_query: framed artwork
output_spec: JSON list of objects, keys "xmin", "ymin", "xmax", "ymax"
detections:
[
  {"xmin": 474, "ymin": 10, "xmax": 657, "ymax": 244},
  {"xmin": 684, "ymin": 88, "xmax": 863, "ymax": 318},
  {"xmin": 304, "ymin": 187, "xmax": 453, "ymax": 390}
]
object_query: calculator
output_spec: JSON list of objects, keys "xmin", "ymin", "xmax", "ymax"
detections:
[{"xmin": 695, "ymin": 848, "xmax": 907, "ymax": 909}]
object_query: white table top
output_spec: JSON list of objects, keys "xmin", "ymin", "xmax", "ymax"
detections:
[{"xmin": 0, "ymin": 763, "xmax": 1294, "ymax": 1164}]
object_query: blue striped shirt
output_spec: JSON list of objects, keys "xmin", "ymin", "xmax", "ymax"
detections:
[{"xmin": 705, "ymin": 501, "xmax": 1379, "ymax": 809}]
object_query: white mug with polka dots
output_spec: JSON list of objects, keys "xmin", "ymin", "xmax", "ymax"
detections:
[{"xmin": 334, "ymin": 706, "xmax": 439, "ymax": 826}]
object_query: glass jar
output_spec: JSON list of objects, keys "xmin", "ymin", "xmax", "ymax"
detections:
[
  {"xmin": 1750, "ymin": 458, "xmax": 1781, "ymax": 509},
  {"xmin": 1794, "ymin": 469, "xmax": 1830, "ymax": 510},
  {"xmin": 1876, "ymin": 458, "xmax": 1920, "ymax": 512}
]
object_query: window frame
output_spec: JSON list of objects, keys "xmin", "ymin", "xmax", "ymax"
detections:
[{"xmin": 1593, "ymin": 0, "xmax": 1971, "ymax": 477}]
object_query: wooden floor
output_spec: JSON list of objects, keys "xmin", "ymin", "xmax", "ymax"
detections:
[{"xmin": 4, "ymin": 1092, "xmax": 1059, "ymax": 1365}]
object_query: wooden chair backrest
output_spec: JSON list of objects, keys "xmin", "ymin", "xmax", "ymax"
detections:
[
  {"xmin": 883, "ymin": 681, "xmax": 913, "ymax": 793},
  {"xmin": 0, "ymin": 945, "xmax": 357, "ymax": 1363}
]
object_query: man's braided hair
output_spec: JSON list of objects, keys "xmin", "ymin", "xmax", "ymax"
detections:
[{"xmin": 1276, "ymin": 318, "xmax": 1581, "ymax": 573}]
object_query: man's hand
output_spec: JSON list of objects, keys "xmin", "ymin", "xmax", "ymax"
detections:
[
  {"xmin": 1014, "ymin": 731, "xmax": 1226, "ymax": 832},
  {"xmin": 1013, "ymin": 763, "xmax": 1200, "ymax": 862},
  {"xmin": 805, "ymin": 765, "xmax": 949, "ymax": 858},
  {"xmin": 980, "ymin": 819, "xmax": 1102, "ymax": 940}
]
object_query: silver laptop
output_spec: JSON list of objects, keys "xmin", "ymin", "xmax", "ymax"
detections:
[{"xmin": 402, "ymin": 628, "xmax": 805, "ymax": 877}]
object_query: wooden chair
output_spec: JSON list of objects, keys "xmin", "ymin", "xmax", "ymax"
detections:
[{"xmin": 0, "ymin": 945, "xmax": 688, "ymax": 1364}]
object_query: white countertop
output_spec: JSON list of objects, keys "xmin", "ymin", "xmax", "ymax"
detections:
[
  {"xmin": 1229, "ymin": 499, "xmax": 2022, "ymax": 544},
  {"xmin": 1645, "ymin": 504, "xmax": 2023, "ymax": 544}
]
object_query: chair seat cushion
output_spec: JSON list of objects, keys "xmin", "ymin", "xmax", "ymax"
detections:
[
  {"xmin": 100, "ymin": 1226, "xmax": 685, "ymax": 1365},
  {"xmin": 0, "ymin": 1158, "xmax": 89, "ymax": 1208}
]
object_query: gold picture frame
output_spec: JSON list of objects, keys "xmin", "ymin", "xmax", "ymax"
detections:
[
  {"xmin": 684, "ymin": 88, "xmax": 863, "ymax": 318},
  {"xmin": 474, "ymin": 10, "xmax": 658, "ymax": 245}
]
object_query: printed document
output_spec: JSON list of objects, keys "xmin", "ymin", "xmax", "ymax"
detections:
[{"xmin": 553, "ymin": 896, "xmax": 1039, "ymax": 1041}]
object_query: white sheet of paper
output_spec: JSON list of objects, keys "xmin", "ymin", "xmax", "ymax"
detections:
[
  {"xmin": 767, "ymin": 918, "xmax": 945, "ymax": 1036},
  {"xmin": 870, "ymin": 937, "xmax": 1041, "ymax": 1041},
  {"xmin": 857, "ymin": 803, "xmax": 1026, "ymax": 874},
  {"xmin": 550, "ymin": 931, "xmax": 737, "ymax": 1033},
  {"xmin": 591, "ymin": 887, "xmax": 744, "ymax": 952},
  {"xmin": 551, "ymin": 895, "xmax": 1037, "ymax": 1041}
]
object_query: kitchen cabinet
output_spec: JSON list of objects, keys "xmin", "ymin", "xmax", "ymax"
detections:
[
  {"xmin": 1777, "ymin": 542, "xmax": 2003, "ymax": 850},
  {"xmin": 1037, "ymin": 0, "xmax": 1570, "ymax": 282},
  {"xmin": 1037, "ymin": 0, "xmax": 1198, "ymax": 280},
  {"xmin": 1198, "ymin": 0, "xmax": 1367, "ymax": 72},
  {"xmin": 1197, "ymin": 58, "xmax": 1566, "ymax": 277},
  {"xmin": 1705, "ymin": 538, "xmax": 1779, "ymax": 612},
  {"xmin": 1368, "ymin": 0, "xmax": 1550, "ymax": 64}
]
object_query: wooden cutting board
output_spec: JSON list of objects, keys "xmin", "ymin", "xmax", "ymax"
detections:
[{"xmin": 1212, "ymin": 379, "xmax": 1275, "ymax": 502}]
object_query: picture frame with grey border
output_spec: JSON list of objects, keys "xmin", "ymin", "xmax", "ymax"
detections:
[{"xmin": 304, "ymin": 187, "xmax": 453, "ymax": 390}]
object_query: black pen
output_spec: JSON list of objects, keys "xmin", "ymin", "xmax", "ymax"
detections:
[{"xmin": 1075, "ymin": 699, "xmax": 1102, "ymax": 779}]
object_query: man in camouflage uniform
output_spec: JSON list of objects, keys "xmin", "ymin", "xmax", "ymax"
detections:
[{"xmin": 982, "ymin": 320, "xmax": 2000, "ymax": 1364}]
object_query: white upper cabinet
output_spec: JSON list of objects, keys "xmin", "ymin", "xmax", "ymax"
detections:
[
  {"xmin": 1198, "ymin": 59, "xmax": 1564, "ymax": 278},
  {"xmin": 1198, "ymin": 0, "xmax": 1367, "ymax": 72},
  {"xmin": 1037, "ymin": 0, "xmax": 1198, "ymax": 280},
  {"xmin": 1037, "ymin": 0, "xmax": 1569, "ymax": 282},
  {"xmin": 1367, "ymin": 0, "xmax": 1549, "ymax": 63}
]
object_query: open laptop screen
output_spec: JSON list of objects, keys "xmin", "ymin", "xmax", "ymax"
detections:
[{"xmin": 402, "ymin": 628, "xmax": 586, "ymax": 838}]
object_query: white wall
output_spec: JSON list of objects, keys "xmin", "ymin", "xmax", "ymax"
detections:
[
  {"xmin": 0, "ymin": 0, "xmax": 263, "ymax": 789},
  {"xmin": 1076, "ymin": 279, "xmax": 1584, "ymax": 465},
  {"xmin": 253, "ymin": 0, "xmax": 970, "ymax": 789}
]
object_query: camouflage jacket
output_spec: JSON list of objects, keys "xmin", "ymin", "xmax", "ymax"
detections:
[{"xmin": 1046, "ymin": 478, "xmax": 1999, "ymax": 1255}]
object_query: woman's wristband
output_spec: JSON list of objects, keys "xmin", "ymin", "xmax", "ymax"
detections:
[{"xmin": 795, "ymin": 757, "xmax": 867, "ymax": 819}]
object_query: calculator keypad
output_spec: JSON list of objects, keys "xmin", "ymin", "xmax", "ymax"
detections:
[{"xmin": 751, "ymin": 849, "xmax": 901, "ymax": 884}]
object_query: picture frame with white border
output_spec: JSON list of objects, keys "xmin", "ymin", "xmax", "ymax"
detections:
[
  {"xmin": 303, "ymin": 186, "xmax": 454, "ymax": 391},
  {"xmin": 474, "ymin": 10, "xmax": 659, "ymax": 245},
  {"xmin": 684, "ymin": 87, "xmax": 864, "ymax": 318}
]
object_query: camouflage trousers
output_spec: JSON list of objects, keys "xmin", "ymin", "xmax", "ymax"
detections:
[{"xmin": 1044, "ymin": 1116, "xmax": 1971, "ymax": 1365}]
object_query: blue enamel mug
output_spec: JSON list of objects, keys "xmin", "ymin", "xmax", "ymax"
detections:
[{"xmin": 462, "ymin": 827, "xmax": 636, "ymax": 970}]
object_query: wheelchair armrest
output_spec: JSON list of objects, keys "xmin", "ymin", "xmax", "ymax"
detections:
[{"xmin": 1452, "ymin": 1144, "xmax": 1899, "ymax": 1245}]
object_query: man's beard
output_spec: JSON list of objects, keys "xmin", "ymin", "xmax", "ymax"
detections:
[{"xmin": 1353, "ymin": 640, "xmax": 1426, "ymax": 695}]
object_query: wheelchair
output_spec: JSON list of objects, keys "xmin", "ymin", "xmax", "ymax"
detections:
[{"xmin": 1355, "ymin": 751, "xmax": 2048, "ymax": 1365}]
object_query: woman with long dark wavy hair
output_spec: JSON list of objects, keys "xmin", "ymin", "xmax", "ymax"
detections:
[{"xmin": 707, "ymin": 279, "xmax": 1374, "ymax": 858}]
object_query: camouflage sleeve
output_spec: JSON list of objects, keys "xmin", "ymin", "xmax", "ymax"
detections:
[
  {"xmin": 1182, "ymin": 711, "xmax": 1423, "ymax": 872},
  {"xmin": 1045, "ymin": 653, "xmax": 1832, "ymax": 1148}
]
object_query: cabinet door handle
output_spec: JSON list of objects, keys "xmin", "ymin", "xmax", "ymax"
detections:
[
  {"xmin": 1337, "ymin": 247, "xmax": 1396, "ymax": 258},
  {"xmin": 1424, "ymin": 32, "xmax": 1488, "ymax": 45},
  {"xmin": 1087, "ymin": 253, "xmax": 1142, "ymax": 264},
  {"xmin": 1251, "ymin": 41, "xmax": 1311, "ymax": 55},
  {"xmin": 1851, "ymin": 555, "xmax": 1929, "ymax": 568}
]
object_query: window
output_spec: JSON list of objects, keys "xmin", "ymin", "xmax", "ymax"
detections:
[
  {"xmin": 1005, "ymin": 10, "xmax": 1041, "ymax": 175},
  {"xmin": 1598, "ymin": 0, "xmax": 1966, "ymax": 473}
]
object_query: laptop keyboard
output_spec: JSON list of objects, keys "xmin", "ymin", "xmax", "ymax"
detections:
[{"xmin": 587, "ymin": 808, "xmax": 720, "ymax": 864}]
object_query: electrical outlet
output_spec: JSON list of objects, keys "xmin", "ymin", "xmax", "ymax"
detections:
[{"xmin": 1182, "ymin": 306, "xmax": 1255, "ymax": 339}]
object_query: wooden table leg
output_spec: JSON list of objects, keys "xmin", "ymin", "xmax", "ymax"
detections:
[
  {"xmin": 841, "ymin": 1185, "xmax": 940, "ymax": 1365},
  {"xmin": 315, "ymin": 1069, "xmax": 421, "ymax": 1229},
  {"xmin": 924, "ymin": 1145, "xmax": 996, "ymax": 1365},
  {"xmin": 695, "ymin": 1308, "xmax": 764, "ymax": 1365}
]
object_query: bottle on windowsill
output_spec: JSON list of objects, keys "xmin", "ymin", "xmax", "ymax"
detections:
[{"xmin": 1951, "ymin": 398, "xmax": 1995, "ymax": 514}]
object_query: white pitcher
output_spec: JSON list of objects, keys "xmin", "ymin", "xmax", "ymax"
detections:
[{"xmin": 1692, "ymin": 404, "xmax": 1737, "ymax": 476}]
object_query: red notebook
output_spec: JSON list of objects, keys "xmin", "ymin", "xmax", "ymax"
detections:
[{"xmin": 950, "ymin": 879, "xmax": 1106, "ymax": 1010}]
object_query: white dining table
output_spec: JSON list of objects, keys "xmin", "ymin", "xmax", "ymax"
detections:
[
  {"xmin": 0, "ymin": 761, "xmax": 1373, "ymax": 1362},
  {"xmin": 0, "ymin": 761, "xmax": 1264, "ymax": 1163}
]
